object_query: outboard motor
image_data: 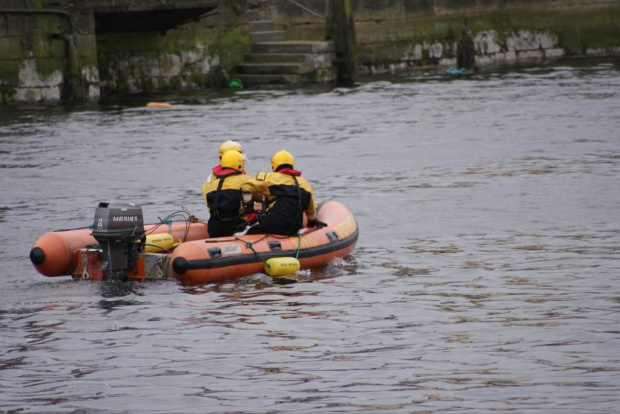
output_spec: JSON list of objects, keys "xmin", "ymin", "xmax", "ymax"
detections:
[{"xmin": 91, "ymin": 202, "xmax": 145, "ymax": 281}]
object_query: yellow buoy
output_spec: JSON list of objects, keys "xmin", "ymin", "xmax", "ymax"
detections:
[
  {"xmin": 264, "ymin": 257, "xmax": 300, "ymax": 277},
  {"xmin": 146, "ymin": 102, "xmax": 171, "ymax": 108},
  {"xmin": 144, "ymin": 233, "xmax": 175, "ymax": 252}
]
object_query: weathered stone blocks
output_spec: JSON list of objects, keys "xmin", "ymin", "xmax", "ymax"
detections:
[{"xmin": 2, "ymin": 0, "xmax": 620, "ymax": 103}]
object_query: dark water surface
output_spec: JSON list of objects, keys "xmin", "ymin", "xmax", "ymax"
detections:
[{"xmin": 1, "ymin": 61, "xmax": 619, "ymax": 413}]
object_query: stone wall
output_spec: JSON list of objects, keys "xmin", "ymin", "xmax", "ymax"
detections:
[
  {"xmin": 92, "ymin": 0, "xmax": 250, "ymax": 95},
  {"xmin": 2, "ymin": 0, "xmax": 619, "ymax": 104},
  {"xmin": 0, "ymin": 0, "xmax": 249, "ymax": 104},
  {"xmin": 96, "ymin": 24, "xmax": 248, "ymax": 96},
  {"xmin": 272, "ymin": 0, "xmax": 620, "ymax": 73},
  {"xmin": 0, "ymin": 4, "xmax": 100, "ymax": 104}
]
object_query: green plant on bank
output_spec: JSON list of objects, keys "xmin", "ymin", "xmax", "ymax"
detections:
[{"xmin": 210, "ymin": 27, "xmax": 250, "ymax": 85}]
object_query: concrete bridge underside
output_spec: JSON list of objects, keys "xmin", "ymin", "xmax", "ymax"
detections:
[
  {"xmin": 40, "ymin": 0, "xmax": 220, "ymax": 34},
  {"xmin": 0, "ymin": 0, "xmax": 224, "ymax": 103}
]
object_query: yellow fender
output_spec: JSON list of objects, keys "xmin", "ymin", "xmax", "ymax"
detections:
[
  {"xmin": 264, "ymin": 257, "xmax": 300, "ymax": 277},
  {"xmin": 144, "ymin": 233, "xmax": 175, "ymax": 252}
]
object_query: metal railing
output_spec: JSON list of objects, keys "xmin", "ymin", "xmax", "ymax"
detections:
[
  {"xmin": 284, "ymin": 0, "xmax": 327, "ymax": 18},
  {"xmin": 281, "ymin": 0, "xmax": 328, "ymax": 19}
]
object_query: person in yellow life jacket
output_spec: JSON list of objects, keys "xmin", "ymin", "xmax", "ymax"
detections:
[
  {"xmin": 206, "ymin": 140, "xmax": 248, "ymax": 182},
  {"xmin": 202, "ymin": 150, "xmax": 253, "ymax": 237},
  {"xmin": 241, "ymin": 149, "xmax": 327, "ymax": 236}
]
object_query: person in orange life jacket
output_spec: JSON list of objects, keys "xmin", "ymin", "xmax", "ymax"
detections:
[
  {"xmin": 206, "ymin": 140, "xmax": 248, "ymax": 183},
  {"xmin": 241, "ymin": 149, "xmax": 327, "ymax": 236},
  {"xmin": 201, "ymin": 150, "xmax": 253, "ymax": 237}
]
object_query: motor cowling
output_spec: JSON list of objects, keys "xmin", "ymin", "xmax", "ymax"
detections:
[{"xmin": 91, "ymin": 202, "xmax": 144, "ymax": 281}]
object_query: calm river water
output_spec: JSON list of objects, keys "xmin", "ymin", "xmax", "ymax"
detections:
[{"xmin": 1, "ymin": 60, "xmax": 619, "ymax": 413}]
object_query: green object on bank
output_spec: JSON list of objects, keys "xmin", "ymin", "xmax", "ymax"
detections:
[{"xmin": 227, "ymin": 78, "xmax": 244, "ymax": 89}]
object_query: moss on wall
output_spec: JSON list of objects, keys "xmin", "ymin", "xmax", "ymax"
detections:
[
  {"xmin": 0, "ymin": 60, "xmax": 20, "ymax": 86},
  {"xmin": 96, "ymin": 21, "xmax": 250, "ymax": 94},
  {"xmin": 4, "ymin": 0, "xmax": 619, "ymax": 104},
  {"xmin": 0, "ymin": 8, "xmax": 100, "ymax": 104},
  {"xmin": 26, "ymin": 14, "xmax": 70, "ymax": 79},
  {"xmin": 212, "ymin": 27, "xmax": 250, "ymax": 77},
  {"xmin": 0, "ymin": 60, "xmax": 19, "ymax": 103},
  {"xmin": 345, "ymin": 6, "xmax": 620, "ymax": 66}
]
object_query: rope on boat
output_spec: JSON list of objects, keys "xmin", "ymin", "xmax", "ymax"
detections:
[
  {"xmin": 295, "ymin": 233, "xmax": 301, "ymax": 259},
  {"xmin": 237, "ymin": 232, "xmax": 302, "ymax": 267},
  {"xmin": 244, "ymin": 240, "xmax": 270, "ymax": 266}
]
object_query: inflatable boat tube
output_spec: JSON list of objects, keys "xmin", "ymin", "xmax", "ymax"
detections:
[
  {"xmin": 30, "ymin": 221, "xmax": 209, "ymax": 277},
  {"xmin": 171, "ymin": 200, "xmax": 358, "ymax": 284}
]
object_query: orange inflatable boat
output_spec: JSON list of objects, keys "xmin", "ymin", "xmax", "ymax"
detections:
[
  {"xmin": 170, "ymin": 200, "xmax": 359, "ymax": 283},
  {"xmin": 29, "ymin": 200, "xmax": 358, "ymax": 283}
]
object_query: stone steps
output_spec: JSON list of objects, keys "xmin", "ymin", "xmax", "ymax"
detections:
[
  {"xmin": 237, "ymin": 74, "xmax": 303, "ymax": 86},
  {"xmin": 248, "ymin": 20, "xmax": 274, "ymax": 32},
  {"xmin": 232, "ymin": 18, "xmax": 335, "ymax": 87},
  {"xmin": 251, "ymin": 41, "xmax": 334, "ymax": 54},
  {"xmin": 244, "ymin": 53, "xmax": 308, "ymax": 63},
  {"xmin": 237, "ymin": 62, "xmax": 305, "ymax": 75},
  {"xmin": 250, "ymin": 30, "xmax": 286, "ymax": 43}
]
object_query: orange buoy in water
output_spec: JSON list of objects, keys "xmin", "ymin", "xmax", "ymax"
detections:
[{"xmin": 146, "ymin": 102, "xmax": 171, "ymax": 108}]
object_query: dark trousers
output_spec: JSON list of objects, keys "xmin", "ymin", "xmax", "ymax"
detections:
[
  {"xmin": 208, "ymin": 217, "xmax": 246, "ymax": 238},
  {"xmin": 245, "ymin": 213, "xmax": 300, "ymax": 236}
]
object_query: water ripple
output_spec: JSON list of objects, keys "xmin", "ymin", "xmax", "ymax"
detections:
[{"xmin": 1, "ymin": 61, "xmax": 620, "ymax": 413}]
